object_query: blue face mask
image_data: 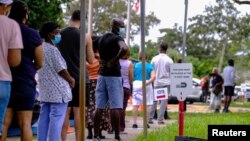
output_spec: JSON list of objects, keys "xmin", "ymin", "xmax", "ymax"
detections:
[
  {"xmin": 51, "ymin": 34, "xmax": 61, "ymax": 44},
  {"xmin": 118, "ymin": 27, "xmax": 126, "ymax": 38}
]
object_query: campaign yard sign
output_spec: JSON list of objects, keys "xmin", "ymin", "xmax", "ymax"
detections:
[{"xmin": 154, "ymin": 87, "xmax": 168, "ymax": 101}]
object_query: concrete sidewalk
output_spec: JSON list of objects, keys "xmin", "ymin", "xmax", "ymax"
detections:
[
  {"xmin": 6, "ymin": 104, "xmax": 250, "ymax": 140},
  {"xmin": 7, "ymin": 116, "xmax": 175, "ymax": 141}
]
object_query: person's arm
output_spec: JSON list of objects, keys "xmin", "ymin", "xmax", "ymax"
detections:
[
  {"xmin": 107, "ymin": 40, "xmax": 128, "ymax": 66},
  {"xmin": 231, "ymin": 69, "xmax": 236, "ymax": 85},
  {"xmin": 146, "ymin": 70, "xmax": 156, "ymax": 86},
  {"xmin": 117, "ymin": 41, "xmax": 128, "ymax": 58},
  {"xmin": 8, "ymin": 49, "xmax": 21, "ymax": 67},
  {"xmin": 58, "ymin": 69, "xmax": 75, "ymax": 88},
  {"xmin": 86, "ymin": 33, "xmax": 94, "ymax": 64},
  {"xmin": 34, "ymin": 45, "xmax": 44, "ymax": 70},
  {"xmin": 128, "ymin": 62, "xmax": 134, "ymax": 85}
]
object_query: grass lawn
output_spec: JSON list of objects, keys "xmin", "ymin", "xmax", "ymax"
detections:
[
  {"xmin": 134, "ymin": 112, "xmax": 250, "ymax": 141},
  {"xmin": 194, "ymin": 101, "xmax": 250, "ymax": 108},
  {"xmin": 230, "ymin": 101, "xmax": 250, "ymax": 108}
]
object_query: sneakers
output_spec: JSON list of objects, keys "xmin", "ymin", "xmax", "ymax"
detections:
[
  {"xmin": 214, "ymin": 109, "xmax": 220, "ymax": 113},
  {"xmin": 148, "ymin": 120, "xmax": 154, "ymax": 124},
  {"xmin": 158, "ymin": 121, "xmax": 165, "ymax": 124},
  {"xmin": 132, "ymin": 124, "xmax": 138, "ymax": 128},
  {"xmin": 132, "ymin": 124, "xmax": 150, "ymax": 128},
  {"xmin": 223, "ymin": 108, "xmax": 231, "ymax": 113}
]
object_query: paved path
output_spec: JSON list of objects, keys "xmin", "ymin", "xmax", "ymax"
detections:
[
  {"xmin": 6, "ymin": 116, "xmax": 175, "ymax": 141},
  {"xmin": 6, "ymin": 104, "xmax": 250, "ymax": 141}
]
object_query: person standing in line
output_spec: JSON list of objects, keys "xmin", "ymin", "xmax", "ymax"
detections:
[
  {"xmin": 222, "ymin": 59, "xmax": 236, "ymax": 113},
  {"xmin": 58, "ymin": 10, "xmax": 94, "ymax": 141},
  {"xmin": 86, "ymin": 36, "xmax": 111, "ymax": 140},
  {"xmin": 0, "ymin": 0, "xmax": 23, "ymax": 139},
  {"xmin": 108, "ymin": 50, "xmax": 134, "ymax": 134},
  {"xmin": 148, "ymin": 42, "xmax": 173, "ymax": 124},
  {"xmin": 132, "ymin": 53, "xmax": 155, "ymax": 128},
  {"xmin": 1, "ymin": 1, "xmax": 43, "ymax": 141},
  {"xmin": 37, "ymin": 22, "xmax": 75, "ymax": 141},
  {"xmin": 201, "ymin": 75, "xmax": 210, "ymax": 103},
  {"xmin": 118, "ymin": 50, "xmax": 134, "ymax": 132},
  {"xmin": 209, "ymin": 68, "xmax": 224, "ymax": 113},
  {"xmin": 93, "ymin": 18, "xmax": 128, "ymax": 141}
]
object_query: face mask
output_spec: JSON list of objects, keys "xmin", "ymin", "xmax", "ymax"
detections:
[
  {"xmin": 51, "ymin": 34, "xmax": 61, "ymax": 44},
  {"xmin": 118, "ymin": 27, "xmax": 126, "ymax": 38}
]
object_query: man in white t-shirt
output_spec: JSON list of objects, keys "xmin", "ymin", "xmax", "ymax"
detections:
[
  {"xmin": 222, "ymin": 59, "xmax": 236, "ymax": 113},
  {"xmin": 149, "ymin": 42, "xmax": 173, "ymax": 124},
  {"xmin": 0, "ymin": 0, "xmax": 23, "ymax": 136}
]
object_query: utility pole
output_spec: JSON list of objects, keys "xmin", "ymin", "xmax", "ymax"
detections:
[
  {"xmin": 88, "ymin": 0, "xmax": 93, "ymax": 35},
  {"xmin": 140, "ymin": 0, "xmax": 147, "ymax": 138},
  {"xmin": 126, "ymin": 0, "xmax": 131, "ymax": 46},
  {"xmin": 79, "ymin": 0, "xmax": 86, "ymax": 140},
  {"xmin": 218, "ymin": 43, "xmax": 226, "ymax": 73},
  {"xmin": 181, "ymin": 0, "xmax": 188, "ymax": 62}
]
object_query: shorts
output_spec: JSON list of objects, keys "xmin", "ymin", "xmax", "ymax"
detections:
[
  {"xmin": 68, "ymin": 83, "xmax": 90, "ymax": 107},
  {"xmin": 8, "ymin": 83, "xmax": 36, "ymax": 111},
  {"xmin": 95, "ymin": 75, "xmax": 123, "ymax": 109},
  {"xmin": 0, "ymin": 81, "xmax": 11, "ymax": 132},
  {"xmin": 224, "ymin": 86, "xmax": 234, "ymax": 96},
  {"xmin": 8, "ymin": 92, "xmax": 36, "ymax": 111},
  {"xmin": 132, "ymin": 80, "xmax": 154, "ymax": 106}
]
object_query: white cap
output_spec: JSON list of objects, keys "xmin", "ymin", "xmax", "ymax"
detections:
[{"xmin": 0, "ymin": 0, "xmax": 13, "ymax": 5}]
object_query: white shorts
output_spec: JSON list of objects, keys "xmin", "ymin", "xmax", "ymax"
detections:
[{"xmin": 132, "ymin": 80, "xmax": 153, "ymax": 106}]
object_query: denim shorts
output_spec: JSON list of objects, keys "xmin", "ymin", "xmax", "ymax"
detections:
[
  {"xmin": 0, "ymin": 81, "xmax": 11, "ymax": 133},
  {"xmin": 95, "ymin": 75, "xmax": 123, "ymax": 109}
]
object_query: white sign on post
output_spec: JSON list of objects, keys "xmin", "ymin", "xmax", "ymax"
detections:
[
  {"xmin": 154, "ymin": 87, "xmax": 168, "ymax": 101},
  {"xmin": 170, "ymin": 63, "xmax": 193, "ymax": 101}
]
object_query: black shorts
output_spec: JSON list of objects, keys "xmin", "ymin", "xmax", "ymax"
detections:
[
  {"xmin": 68, "ymin": 83, "xmax": 90, "ymax": 107},
  {"xmin": 8, "ymin": 93, "xmax": 36, "ymax": 111},
  {"xmin": 224, "ymin": 86, "xmax": 234, "ymax": 96}
]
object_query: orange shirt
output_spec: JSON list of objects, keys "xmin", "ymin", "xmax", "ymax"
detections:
[{"xmin": 86, "ymin": 58, "xmax": 99, "ymax": 80}]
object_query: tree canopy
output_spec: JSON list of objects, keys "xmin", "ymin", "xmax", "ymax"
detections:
[
  {"xmin": 65, "ymin": 0, "xmax": 160, "ymax": 41},
  {"xmin": 23, "ymin": 0, "xmax": 71, "ymax": 30},
  {"xmin": 21, "ymin": 0, "xmax": 250, "ymax": 82},
  {"xmin": 156, "ymin": 0, "xmax": 250, "ymax": 80}
]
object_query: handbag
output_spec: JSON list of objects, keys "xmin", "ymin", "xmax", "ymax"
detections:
[{"xmin": 212, "ymin": 85, "xmax": 222, "ymax": 96}]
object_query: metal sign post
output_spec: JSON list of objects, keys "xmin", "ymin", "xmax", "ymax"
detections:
[
  {"xmin": 80, "ymin": 0, "xmax": 87, "ymax": 140},
  {"xmin": 140, "ymin": 0, "xmax": 147, "ymax": 138},
  {"xmin": 126, "ymin": 0, "xmax": 131, "ymax": 46},
  {"xmin": 181, "ymin": 0, "xmax": 188, "ymax": 62},
  {"xmin": 170, "ymin": 63, "xmax": 192, "ymax": 136}
]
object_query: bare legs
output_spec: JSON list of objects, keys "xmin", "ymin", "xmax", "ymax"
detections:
[
  {"xmin": 94, "ymin": 108, "xmax": 121, "ymax": 139},
  {"xmin": 61, "ymin": 107, "xmax": 80, "ymax": 141}
]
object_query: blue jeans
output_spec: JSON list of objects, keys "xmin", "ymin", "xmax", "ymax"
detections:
[
  {"xmin": 95, "ymin": 75, "xmax": 124, "ymax": 109},
  {"xmin": 0, "ymin": 81, "xmax": 11, "ymax": 133},
  {"xmin": 37, "ymin": 102, "xmax": 68, "ymax": 141}
]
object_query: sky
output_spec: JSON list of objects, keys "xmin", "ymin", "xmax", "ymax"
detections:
[{"xmin": 133, "ymin": 0, "xmax": 250, "ymax": 44}]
